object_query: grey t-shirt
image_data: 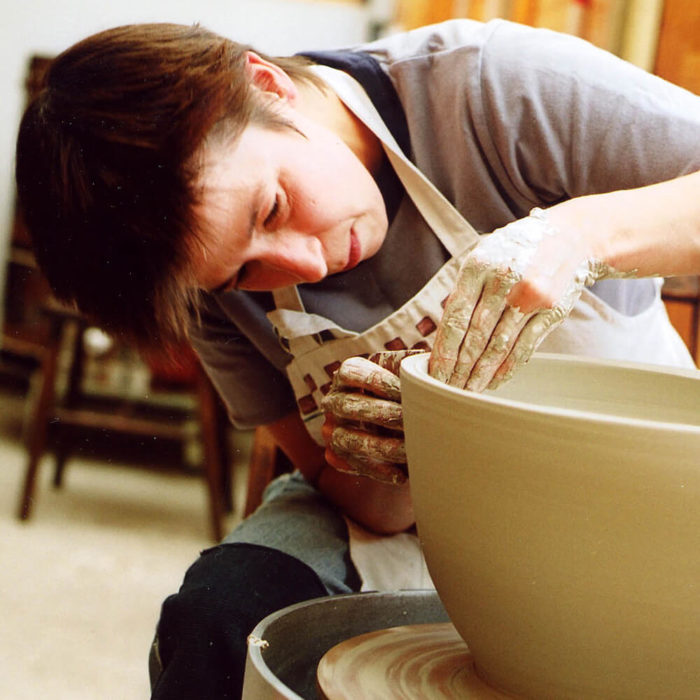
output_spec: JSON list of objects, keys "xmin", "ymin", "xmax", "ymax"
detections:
[{"xmin": 191, "ymin": 19, "xmax": 700, "ymax": 429}]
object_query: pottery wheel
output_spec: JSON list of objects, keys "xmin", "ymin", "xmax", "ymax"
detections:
[{"xmin": 316, "ymin": 623, "xmax": 510, "ymax": 699}]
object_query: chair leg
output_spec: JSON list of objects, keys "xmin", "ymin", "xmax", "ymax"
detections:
[
  {"xmin": 196, "ymin": 367, "xmax": 228, "ymax": 542},
  {"xmin": 50, "ymin": 318, "xmax": 84, "ymax": 488},
  {"xmin": 53, "ymin": 442, "xmax": 69, "ymax": 488},
  {"xmin": 211, "ymin": 393, "xmax": 233, "ymax": 512},
  {"xmin": 18, "ymin": 316, "xmax": 62, "ymax": 520},
  {"xmin": 244, "ymin": 426, "xmax": 282, "ymax": 518}
]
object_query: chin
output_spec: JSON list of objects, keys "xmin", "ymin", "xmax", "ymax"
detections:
[{"xmin": 368, "ymin": 224, "xmax": 389, "ymax": 255}]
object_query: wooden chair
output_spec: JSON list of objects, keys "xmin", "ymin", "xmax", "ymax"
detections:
[
  {"xmin": 17, "ymin": 301, "xmax": 233, "ymax": 541},
  {"xmin": 243, "ymin": 425, "xmax": 293, "ymax": 517},
  {"xmin": 8, "ymin": 54, "xmax": 236, "ymax": 540}
]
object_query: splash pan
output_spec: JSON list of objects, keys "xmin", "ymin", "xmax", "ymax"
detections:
[{"xmin": 401, "ymin": 353, "xmax": 700, "ymax": 699}]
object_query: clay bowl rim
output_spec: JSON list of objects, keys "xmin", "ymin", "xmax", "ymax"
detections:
[{"xmin": 401, "ymin": 352, "xmax": 700, "ymax": 436}]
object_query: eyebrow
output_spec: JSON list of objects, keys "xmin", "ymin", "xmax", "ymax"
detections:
[{"xmin": 209, "ymin": 183, "xmax": 264, "ymax": 294}]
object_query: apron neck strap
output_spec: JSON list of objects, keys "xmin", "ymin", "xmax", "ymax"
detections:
[{"xmin": 273, "ymin": 284, "xmax": 305, "ymax": 312}]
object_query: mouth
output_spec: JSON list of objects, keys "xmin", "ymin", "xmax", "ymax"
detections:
[{"xmin": 343, "ymin": 230, "xmax": 362, "ymax": 272}]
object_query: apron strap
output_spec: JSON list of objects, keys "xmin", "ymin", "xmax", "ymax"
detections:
[
  {"xmin": 270, "ymin": 287, "xmax": 358, "ymax": 355},
  {"xmin": 273, "ymin": 285, "xmax": 304, "ymax": 312}
]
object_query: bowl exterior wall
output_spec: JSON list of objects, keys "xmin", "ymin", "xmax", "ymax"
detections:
[{"xmin": 401, "ymin": 354, "xmax": 700, "ymax": 699}]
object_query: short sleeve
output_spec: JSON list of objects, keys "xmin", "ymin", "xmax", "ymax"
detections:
[
  {"xmin": 477, "ymin": 21, "xmax": 700, "ymax": 203},
  {"xmin": 190, "ymin": 295, "xmax": 296, "ymax": 429}
]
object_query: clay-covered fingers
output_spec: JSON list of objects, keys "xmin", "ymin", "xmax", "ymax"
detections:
[
  {"xmin": 430, "ymin": 254, "xmax": 528, "ymax": 389},
  {"xmin": 366, "ymin": 349, "xmax": 427, "ymax": 377},
  {"xmin": 324, "ymin": 356, "xmax": 404, "ymax": 437},
  {"xmin": 331, "ymin": 356, "xmax": 402, "ymax": 401},
  {"xmin": 323, "ymin": 419, "xmax": 406, "ymax": 463},
  {"xmin": 321, "ymin": 416, "xmax": 407, "ymax": 485},
  {"xmin": 462, "ymin": 305, "xmax": 531, "ymax": 391},
  {"xmin": 487, "ymin": 305, "xmax": 569, "ymax": 390},
  {"xmin": 321, "ymin": 352, "xmax": 417, "ymax": 484},
  {"xmin": 444, "ymin": 273, "xmax": 520, "ymax": 388},
  {"xmin": 322, "ymin": 390, "xmax": 403, "ymax": 431},
  {"xmin": 428, "ymin": 259, "xmax": 486, "ymax": 383}
]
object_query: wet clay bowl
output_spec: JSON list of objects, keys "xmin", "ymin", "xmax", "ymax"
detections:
[{"xmin": 401, "ymin": 353, "xmax": 700, "ymax": 699}]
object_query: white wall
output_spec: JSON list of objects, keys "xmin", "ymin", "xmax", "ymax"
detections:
[{"xmin": 0, "ymin": 0, "xmax": 372, "ymax": 322}]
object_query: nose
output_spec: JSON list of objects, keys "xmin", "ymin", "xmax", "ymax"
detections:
[{"xmin": 254, "ymin": 230, "xmax": 328, "ymax": 287}]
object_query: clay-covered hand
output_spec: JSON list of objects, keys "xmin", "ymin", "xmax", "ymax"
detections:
[
  {"xmin": 429, "ymin": 208, "xmax": 626, "ymax": 391},
  {"xmin": 321, "ymin": 350, "xmax": 426, "ymax": 485}
]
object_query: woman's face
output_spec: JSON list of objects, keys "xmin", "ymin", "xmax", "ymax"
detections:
[{"xmin": 191, "ymin": 104, "xmax": 389, "ymax": 293}]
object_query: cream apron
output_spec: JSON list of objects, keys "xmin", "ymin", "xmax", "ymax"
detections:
[{"xmin": 266, "ymin": 65, "xmax": 694, "ymax": 592}]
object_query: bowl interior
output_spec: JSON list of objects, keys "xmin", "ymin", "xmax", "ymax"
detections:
[{"xmin": 403, "ymin": 352, "xmax": 700, "ymax": 429}]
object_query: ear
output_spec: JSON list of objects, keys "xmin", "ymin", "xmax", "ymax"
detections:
[{"xmin": 245, "ymin": 51, "xmax": 299, "ymax": 104}]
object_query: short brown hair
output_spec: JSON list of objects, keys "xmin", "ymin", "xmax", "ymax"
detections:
[{"xmin": 15, "ymin": 23, "xmax": 319, "ymax": 350}]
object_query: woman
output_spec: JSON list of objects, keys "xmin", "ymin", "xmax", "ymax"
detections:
[{"xmin": 15, "ymin": 19, "xmax": 700, "ymax": 698}]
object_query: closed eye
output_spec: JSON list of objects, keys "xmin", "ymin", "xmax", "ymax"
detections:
[{"xmin": 264, "ymin": 195, "xmax": 280, "ymax": 228}]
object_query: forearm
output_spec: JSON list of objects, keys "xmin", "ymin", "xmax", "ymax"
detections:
[
  {"xmin": 546, "ymin": 170, "xmax": 700, "ymax": 278},
  {"xmin": 316, "ymin": 466, "xmax": 415, "ymax": 535},
  {"xmin": 265, "ymin": 412, "xmax": 415, "ymax": 535}
]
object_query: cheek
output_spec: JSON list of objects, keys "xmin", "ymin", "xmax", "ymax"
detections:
[
  {"xmin": 192, "ymin": 249, "xmax": 225, "ymax": 290},
  {"xmin": 293, "ymin": 134, "xmax": 386, "ymax": 229},
  {"xmin": 311, "ymin": 138, "xmax": 371, "ymax": 199},
  {"xmin": 191, "ymin": 227, "xmax": 240, "ymax": 290}
]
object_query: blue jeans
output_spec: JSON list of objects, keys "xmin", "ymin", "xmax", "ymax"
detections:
[
  {"xmin": 224, "ymin": 471, "xmax": 361, "ymax": 594},
  {"xmin": 151, "ymin": 472, "xmax": 361, "ymax": 699}
]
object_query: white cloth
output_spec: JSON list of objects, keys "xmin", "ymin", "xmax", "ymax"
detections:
[
  {"xmin": 540, "ymin": 283, "xmax": 694, "ymax": 368},
  {"xmin": 344, "ymin": 517, "xmax": 435, "ymax": 592}
]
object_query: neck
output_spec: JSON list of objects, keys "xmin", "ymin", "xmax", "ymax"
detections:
[{"xmin": 297, "ymin": 81, "xmax": 384, "ymax": 176}]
